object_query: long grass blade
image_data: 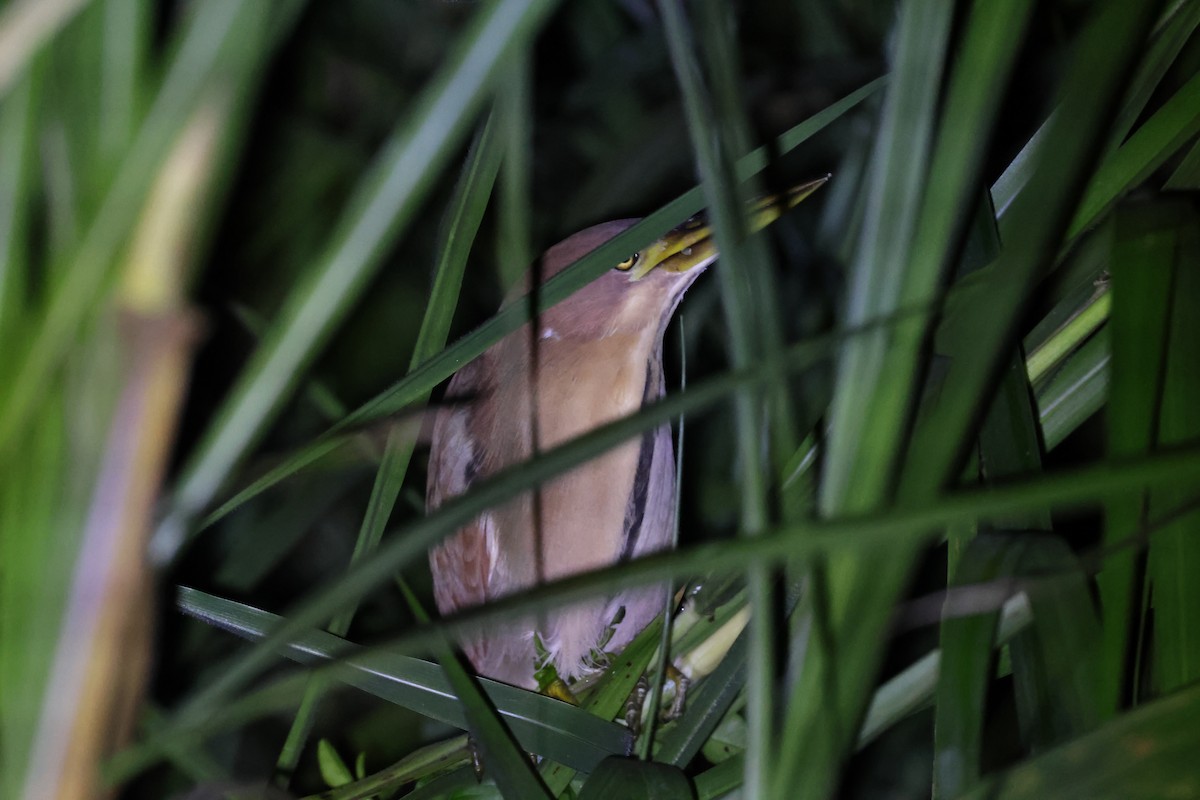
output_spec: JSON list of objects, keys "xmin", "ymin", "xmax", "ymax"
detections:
[
  {"xmin": 1146, "ymin": 211, "xmax": 1200, "ymax": 694},
  {"xmin": 187, "ymin": 80, "xmax": 883, "ymax": 532},
  {"xmin": 272, "ymin": 111, "xmax": 503, "ymax": 784},
  {"xmin": 154, "ymin": 0, "xmax": 563, "ymax": 561},
  {"xmin": 1099, "ymin": 206, "xmax": 1177, "ymax": 713},
  {"xmin": 176, "ymin": 588, "xmax": 628, "ymax": 772}
]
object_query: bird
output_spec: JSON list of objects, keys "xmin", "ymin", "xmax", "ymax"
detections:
[{"xmin": 427, "ymin": 178, "xmax": 827, "ymax": 691}]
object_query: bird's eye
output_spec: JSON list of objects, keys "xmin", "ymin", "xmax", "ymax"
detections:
[{"xmin": 615, "ymin": 253, "xmax": 640, "ymax": 271}]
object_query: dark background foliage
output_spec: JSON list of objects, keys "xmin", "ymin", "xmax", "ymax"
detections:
[{"xmin": 3, "ymin": 1, "xmax": 1199, "ymax": 798}]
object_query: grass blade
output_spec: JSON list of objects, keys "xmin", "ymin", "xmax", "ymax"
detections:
[
  {"xmin": 272, "ymin": 111, "xmax": 503, "ymax": 784},
  {"xmin": 188, "ymin": 80, "xmax": 883, "ymax": 532},
  {"xmin": 1099, "ymin": 205, "xmax": 1177, "ymax": 712},
  {"xmin": 155, "ymin": 0, "xmax": 563, "ymax": 560},
  {"xmin": 1146, "ymin": 211, "xmax": 1200, "ymax": 694}
]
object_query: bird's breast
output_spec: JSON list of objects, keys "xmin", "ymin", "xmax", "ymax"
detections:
[
  {"xmin": 481, "ymin": 331, "xmax": 663, "ymax": 581},
  {"xmin": 533, "ymin": 335, "xmax": 653, "ymax": 448}
]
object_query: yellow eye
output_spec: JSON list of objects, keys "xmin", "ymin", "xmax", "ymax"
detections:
[{"xmin": 616, "ymin": 253, "xmax": 640, "ymax": 271}]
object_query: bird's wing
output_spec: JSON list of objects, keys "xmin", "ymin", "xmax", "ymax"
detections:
[
  {"xmin": 429, "ymin": 512, "xmax": 495, "ymax": 614},
  {"xmin": 427, "ymin": 360, "xmax": 497, "ymax": 615},
  {"xmin": 428, "ymin": 359, "xmax": 541, "ymax": 684}
]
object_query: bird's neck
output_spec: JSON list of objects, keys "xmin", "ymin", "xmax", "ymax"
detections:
[{"xmin": 499, "ymin": 327, "xmax": 664, "ymax": 453}]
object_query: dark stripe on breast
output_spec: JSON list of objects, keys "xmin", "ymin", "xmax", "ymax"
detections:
[
  {"xmin": 620, "ymin": 426, "xmax": 657, "ymax": 561},
  {"xmin": 620, "ymin": 357, "xmax": 665, "ymax": 561}
]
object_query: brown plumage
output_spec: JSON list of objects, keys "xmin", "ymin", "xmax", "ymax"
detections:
[
  {"xmin": 426, "ymin": 179, "xmax": 826, "ymax": 689},
  {"xmin": 427, "ymin": 219, "xmax": 706, "ymax": 688}
]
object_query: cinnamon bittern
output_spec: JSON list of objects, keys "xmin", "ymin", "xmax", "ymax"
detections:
[{"xmin": 427, "ymin": 179, "xmax": 826, "ymax": 690}]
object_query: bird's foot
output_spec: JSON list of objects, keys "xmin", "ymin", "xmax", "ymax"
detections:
[
  {"xmin": 466, "ymin": 734, "xmax": 484, "ymax": 782},
  {"xmin": 623, "ymin": 676, "xmax": 650, "ymax": 735},
  {"xmin": 663, "ymin": 664, "xmax": 691, "ymax": 721},
  {"xmin": 465, "ymin": 732, "xmax": 540, "ymax": 783},
  {"xmin": 621, "ymin": 665, "xmax": 690, "ymax": 737}
]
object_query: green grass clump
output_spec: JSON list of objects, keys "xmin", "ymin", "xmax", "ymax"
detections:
[{"xmin": 3, "ymin": 1, "xmax": 1200, "ymax": 798}]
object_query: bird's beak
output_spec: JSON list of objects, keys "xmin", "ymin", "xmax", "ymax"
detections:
[{"xmin": 626, "ymin": 175, "xmax": 830, "ymax": 281}]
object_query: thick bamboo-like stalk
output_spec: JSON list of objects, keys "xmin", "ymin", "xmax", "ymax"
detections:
[{"xmin": 23, "ymin": 97, "xmax": 223, "ymax": 800}]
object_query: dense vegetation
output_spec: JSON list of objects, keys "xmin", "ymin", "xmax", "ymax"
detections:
[{"xmin": 2, "ymin": 1, "xmax": 1199, "ymax": 798}]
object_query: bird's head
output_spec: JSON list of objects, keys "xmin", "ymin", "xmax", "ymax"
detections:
[{"xmin": 521, "ymin": 177, "xmax": 829, "ymax": 341}]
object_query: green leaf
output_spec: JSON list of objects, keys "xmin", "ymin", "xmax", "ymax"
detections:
[
  {"xmin": 1164, "ymin": 135, "xmax": 1200, "ymax": 189},
  {"xmin": 155, "ymin": 0, "xmax": 564, "ymax": 559},
  {"xmin": 960, "ymin": 681, "xmax": 1200, "ymax": 799},
  {"xmin": 907, "ymin": 0, "xmax": 1163, "ymax": 496},
  {"xmin": 978, "ymin": 352, "xmax": 1051, "ymax": 532},
  {"xmin": 301, "ymin": 738, "xmax": 471, "ymax": 800},
  {"xmin": 318, "ymin": 739, "xmax": 356, "ymax": 788},
  {"xmin": 1100, "ymin": 204, "xmax": 1178, "ymax": 714},
  {"xmin": 0, "ymin": 69, "xmax": 36, "ymax": 332},
  {"xmin": 577, "ymin": 756, "xmax": 695, "ymax": 800},
  {"xmin": 933, "ymin": 535, "xmax": 1024, "ymax": 799},
  {"xmin": 0, "ymin": 0, "xmax": 93, "ymax": 98},
  {"xmin": 175, "ymin": 588, "xmax": 629, "ymax": 773},
  {"xmin": 1026, "ymin": 288, "xmax": 1111, "ymax": 388},
  {"xmin": 699, "ymin": 711, "xmax": 745, "ymax": 765},
  {"xmin": 1009, "ymin": 537, "xmax": 1103, "ymax": 750},
  {"xmin": 540, "ymin": 616, "xmax": 663, "ymax": 796},
  {"xmin": 189, "ymin": 77, "xmax": 883, "ymax": 533},
  {"xmin": 160, "ymin": 308, "xmax": 906, "ymax": 731},
  {"xmin": 1068, "ymin": 68, "xmax": 1200, "ymax": 243},
  {"xmin": 0, "ymin": 0, "xmax": 284, "ymax": 456},
  {"xmin": 1035, "ymin": 328, "xmax": 1110, "ymax": 452},
  {"xmin": 112, "ymin": 441, "xmax": 1200, "ymax": 786},
  {"xmin": 819, "ymin": 0, "xmax": 955, "ymax": 514},
  {"xmin": 658, "ymin": 2, "xmax": 780, "ymax": 794},
  {"xmin": 780, "ymin": 0, "xmax": 1034, "ymax": 792},
  {"xmin": 655, "ymin": 630, "xmax": 746, "ymax": 768},
  {"xmin": 1107, "ymin": 0, "xmax": 1200, "ymax": 151},
  {"xmin": 447, "ymin": 660, "xmax": 553, "ymax": 800},
  {"xmin": 1147, "ymin": 211, "xmax": 1200, "ymax": 694},
  {"xmin": 274, "ymin": 111, "xmax": 503, "ymax": 784},
  {"xmin": 993, "ymin": 0, "xmax": 1200, "ymax": 219},
  {"xmin": 495, "ymin": 54, "xmax": 532, "ymax": 289}
]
